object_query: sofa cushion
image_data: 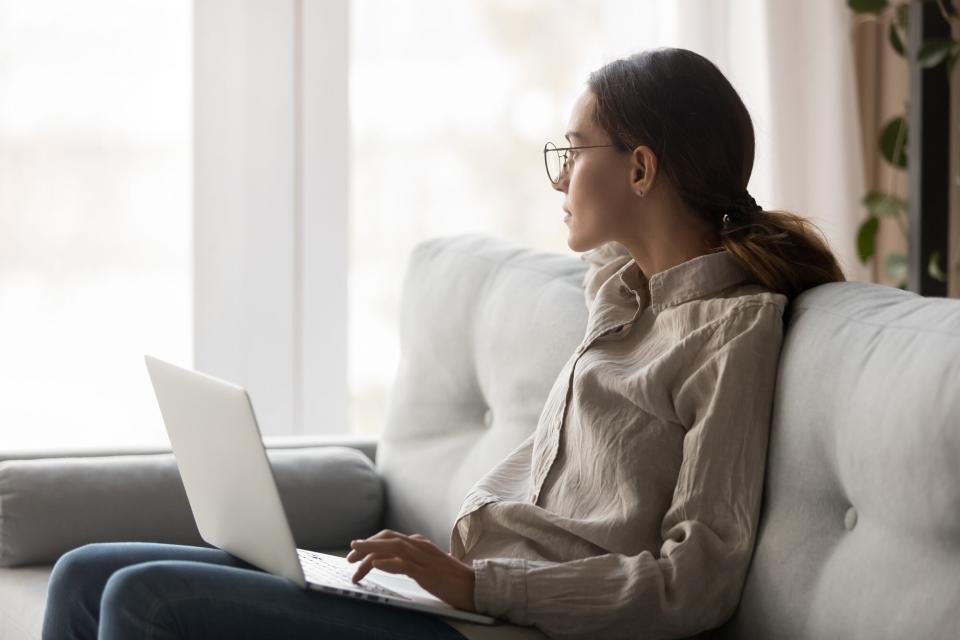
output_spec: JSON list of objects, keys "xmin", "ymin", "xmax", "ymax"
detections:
[
  {"xmin": 724, "ymin": 282, "xmax": 960, "ymax": 639},
  {"xmin": 0, "ymin": 566, "xmax": 48, "ymax": 640},
  {"xmin": 377, "ymin": 233, "xmax": 960, "ymax": 639},
  {"xmin": 0, "ymin": 446, "xmax": 382, "ymax": 567},
  {"xmin": 377, "ymin": 234, "xmax": 588, "ymax": 546}
]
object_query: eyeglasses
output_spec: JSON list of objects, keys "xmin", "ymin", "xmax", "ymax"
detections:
[{"xmin": 543, "ymin": 141, "xmax": 614, "ymax": 184}]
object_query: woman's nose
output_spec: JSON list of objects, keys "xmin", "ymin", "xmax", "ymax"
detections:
[{"xmin": 551, "ymin": 174, "xmax": 568, "ymax": 193}]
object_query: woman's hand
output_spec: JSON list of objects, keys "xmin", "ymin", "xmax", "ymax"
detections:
[{"xmin": 346, "ymin": 529, "xmax": 477, "ymax": 612}]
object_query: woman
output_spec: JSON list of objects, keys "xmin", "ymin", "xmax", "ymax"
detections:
[{"xmin": 42, "ymin": 47, "xmax": 844, "ymax": 640}]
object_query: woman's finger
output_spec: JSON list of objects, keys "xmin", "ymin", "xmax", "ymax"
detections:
[
  {"xmin": 370, "ymin": 557, "xmax": 417, "ymax": 576},
  {"xmin": 404, "ymin": 535, "xmax": 451, "ymax": 564},
  {"xmin": 347, "ymin": 529, "xmax": 416, "ymax": 561},
  {"xmin": 351, "ymin": 551, "xmax": 396, "ymax": 583},
  {"xmin": 406, "ymin": 534, "xmax": 441, "ymax": 553},
  {"xmin": 348, "ymin": 537, "xmax": 430, "ymax": 583},
  {"xmin": 347, "ymin": 530, "xmax": 405, "ymax": 561},
  {"xmin": 368, "ymin": 529, "xmax": 404, "ymax": 540},
  {"xmin": 349, "ymin": 538, "xmax": 427, "ymax": 565}
]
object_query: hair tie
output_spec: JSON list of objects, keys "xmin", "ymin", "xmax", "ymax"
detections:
[
  {"xmin": 723, "ymin": 191, "xmax": 762, "ymax": 229},
  {"xmin": 743, "ymin": 191, "xmax": 763, "ymax": 213},
  {"xmin": 737, "ymin": 191, "xmax": 762, "ymax": 214}
]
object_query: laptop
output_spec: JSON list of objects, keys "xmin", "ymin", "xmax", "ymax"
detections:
[{"xmin": 144, "ymin": 355, "xmax": 496, "ymax": 626}]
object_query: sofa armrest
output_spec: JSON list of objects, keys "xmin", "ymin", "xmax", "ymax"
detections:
[
  {"xmin": 0, "ymin": 445, "xmax": 384, "ymax": 567},
  {"xmin": 0, "ymin": 433, "xmax": 379, "ymax": 465}
]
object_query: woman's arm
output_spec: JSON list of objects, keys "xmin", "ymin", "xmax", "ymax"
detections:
[
  {"xmin": 347, "ymin": 303, "xmax": 785, "ymax": 636},
  {"xmin": 469, "ymin": 302, "xmax": 786, "ymax": 639}
]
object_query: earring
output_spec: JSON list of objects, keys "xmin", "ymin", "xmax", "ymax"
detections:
[{"xmin": 639, "ymin": 190, "xmax": 644, "ymax": 197}]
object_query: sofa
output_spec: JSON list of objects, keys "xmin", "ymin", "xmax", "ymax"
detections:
[{"xmin": 2, "ymin": 233, "xmax": 958, "ymax": 639}]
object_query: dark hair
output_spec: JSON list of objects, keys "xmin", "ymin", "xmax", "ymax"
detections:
[{"xmin": 587, "ymin": 47, "xmax": 846, "ymax": 301}]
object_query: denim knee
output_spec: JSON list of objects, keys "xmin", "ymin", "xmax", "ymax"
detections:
[
  {"xmin": 42, "ymin": 544, "xmax": 113, "ymax": 640},
  {"xmin": 99, "ymin": 563, "xmax": 180, "ymax": 638},
  {"xmin": 101, "ymin": 563, "xmax": 165, "ymax": 616},
  {"xmin": 49, "ymin": 543, "xmax": 118, "ymax": 594}
]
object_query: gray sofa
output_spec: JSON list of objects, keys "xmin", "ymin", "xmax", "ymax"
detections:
[{"xmin": 2, "ymin": 233, "xmax": 958, "ymax": 639}]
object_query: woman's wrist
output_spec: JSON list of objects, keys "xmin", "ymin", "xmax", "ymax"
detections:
[{"xmin": 454, "ymin": 560, "xmax": 477, "ymax": 612}]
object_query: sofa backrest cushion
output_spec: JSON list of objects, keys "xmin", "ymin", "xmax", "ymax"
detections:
[
  {"xmin": 723, "ymin": 282, "xmax": 960, "ymax": 639},
  {"xmin": 377, "ymin": 234, "xmax": 587, "ymax": 546},
  {"xmin": 380, "ymin": 233, "xmax": 960, "ymax": 640}
]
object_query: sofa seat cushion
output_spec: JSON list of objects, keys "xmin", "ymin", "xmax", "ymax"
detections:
[{"xmin": 0, "ymin": 566, "xmax": 49, "ymax": 640}]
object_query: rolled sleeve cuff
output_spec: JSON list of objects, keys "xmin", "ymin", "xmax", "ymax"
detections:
[{"xmin": 472, "ymin": 558, "xmax": 529, "ymax": 625}]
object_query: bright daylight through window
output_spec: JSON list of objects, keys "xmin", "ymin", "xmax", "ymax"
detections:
[
  {"xmin": 0, "ymin": 1, "xmax": 192, "ymax": 450},
  {"xmin": 348, "ymin": 0, "xmax": 669, "ymax": 435},
  {"xmin": 1, "ymin": 0, "xmax": 685, "ymax": 448}
]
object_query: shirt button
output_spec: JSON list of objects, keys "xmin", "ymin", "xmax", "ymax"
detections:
[{"xmin": 576, "ymin": 345, "xmax": 586, "ymax": 355}]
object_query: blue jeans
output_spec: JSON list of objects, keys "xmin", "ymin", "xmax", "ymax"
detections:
[{"xmin": 42, "ymin": 542, "xmax": 469, "ymax": 640}]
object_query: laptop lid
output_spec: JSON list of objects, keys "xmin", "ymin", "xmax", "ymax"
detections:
[{"xmin": 144, "ymin": 355, "xmax": 308, "ymax": 588}]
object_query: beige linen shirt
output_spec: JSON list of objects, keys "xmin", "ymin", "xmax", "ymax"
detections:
[{"xmin": 444, "ymin": 242, "xmax": 788, "ymax": 640}]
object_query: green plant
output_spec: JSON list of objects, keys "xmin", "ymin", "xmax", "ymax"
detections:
[{"xmin": 848, "ymin": 0, "xmax": 958, "ymax": 289}]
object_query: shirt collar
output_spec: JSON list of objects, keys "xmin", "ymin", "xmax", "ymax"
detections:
[{"xmin": 617, "ymin": 249, "xmax": 753, "ymax": 311}]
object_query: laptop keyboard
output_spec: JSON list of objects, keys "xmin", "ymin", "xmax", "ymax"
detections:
[{"xmin": 298, "ymin": 550, "xmax": 411, "ymax": 601}]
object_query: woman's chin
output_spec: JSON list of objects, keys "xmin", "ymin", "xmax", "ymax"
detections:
[
  {"xmin": 565, "ymin": 218, "xmax": 595, "ymax": 252},
  {"xmin": 566, "ymin": 229, "xmax": 606, "ymax": 253},
  {"xmin": 566, "ymin": 233, "xmax": 590, "ymax": 253}
]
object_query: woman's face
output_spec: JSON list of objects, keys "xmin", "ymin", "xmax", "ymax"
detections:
[{"xmin": 552, "ymin": 89, "xmax": 636, "ymax": 252}]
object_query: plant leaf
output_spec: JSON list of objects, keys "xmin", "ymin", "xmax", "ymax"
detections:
[
  {"xmin": 848, "ymin": 0, "xmax": 889, "ymax": 13},
  {"xmin": 889, "ymin": 22, "xmax": 905, "ymax": 57},
  {"xmin": 879, "ymin": 116, "xmax": 908, "ymax": 168},
  {"xmin": 857, "ymin": 216, "xmax": 880, "ymax": 263},
  {"xmin": 928, "ymin": 250, "xmax": 947, "ymax": 282},
  {"xmin": 862, "ymin": 190, "xmax": 907, "ymax": 217},
  {"xmin": 885, "ymin": 253, "xmax": 908, "ymax": 282},
  {"xmin": 918, "ymin": 37, "xmax": 953, "ymax": 68},
  {"xmin": 895, "ymin": 2, "xmax": 909, "ymax": 29}
]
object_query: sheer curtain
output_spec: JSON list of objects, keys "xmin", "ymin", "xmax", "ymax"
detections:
[
  {"xmin": 657, "ymin": 0, "xmax": 870, "ymax": 283},
  {"xmin": 850, "ymin": 4, "xmax": 910, "ymax": 288}
]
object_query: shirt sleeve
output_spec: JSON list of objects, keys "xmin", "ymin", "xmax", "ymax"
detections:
[
  {"xmin": 450, "ymin": 431, "xmax": 538, "ymax": 558},
  {"xmin": 470, "ymin": 302, "xmax": 786, "ymax": 640},
  {"xmin": 580, "ymin": 241, "xmax": 633, "ymax": 310}
]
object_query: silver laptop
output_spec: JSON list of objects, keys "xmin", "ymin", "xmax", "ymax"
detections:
[{"xmin": 144, "ymin": 355, "xmax": 496, "ymax": 626}]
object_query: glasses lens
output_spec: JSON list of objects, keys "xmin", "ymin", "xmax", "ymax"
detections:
[{"xmin": 544, "ymin": 142, "xmax": 562, "ymax": 183}]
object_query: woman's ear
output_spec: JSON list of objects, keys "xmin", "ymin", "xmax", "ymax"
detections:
[{"xmin": 630, "ymin": 146, "xmax": 657, "ymax": 197}]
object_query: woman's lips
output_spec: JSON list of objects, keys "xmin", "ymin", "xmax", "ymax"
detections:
[{"xmin": 563, "ymin": 210, "xmax": 572, "ymax": 224}]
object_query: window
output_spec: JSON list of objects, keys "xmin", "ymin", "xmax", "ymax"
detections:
[
  {"xmin": 2, "ymin": 1, "xmax": 786, "ymax": 446},
  {"xmin": 348, "ymin": 0, "xmax": 670, "ymax": 434},
  {"xmin": 0, "ymin": 1, "xmax": 192, "ymax": 450}
]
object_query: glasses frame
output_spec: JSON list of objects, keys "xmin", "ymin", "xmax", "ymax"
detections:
[{"xmin": 543, "ymin": 141, "xmax": 615, "ymax": 184}]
